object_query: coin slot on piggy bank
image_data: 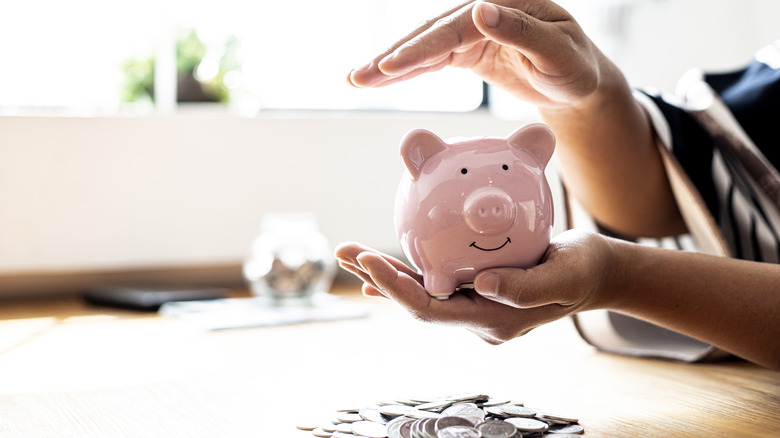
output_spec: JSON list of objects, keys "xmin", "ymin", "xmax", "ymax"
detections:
[{"xmin": 394, "ymin": 124, "xmax": 555, "ymax": 299}]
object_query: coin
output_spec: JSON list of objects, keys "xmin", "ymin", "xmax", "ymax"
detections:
[
  {"xmin": 415, "ymin": 400, "xmax": 455, "ymax": 412},
  {"xmin": 335, "ymin": 422, "xmax": 354, "ymax": 433},
  {"xmin": 312, "ymin": 427, "xmax": 333, "ymax": 438},
  {"xmin": 534, "ymin": 410, "xmax": 578, "ymax": 424},
  {"xmin": 361, "ymin": 406, "xmax": 391, "ymax": 425},
  {"xmin": 398, "ymin": 418, "xmax": 414, "ymax": 438},
  {"xmin": 476, "ymin": 420, "xmax": 517, "ymax": 438},
  {"xmin": 497, "ymin": 405, "xmax": 536, "ymax": 418},
  {"xmin": 422, "ymin": 418, "xmax": 439, "ymax": 438},
  {"xmin": 480, "ymin": 399, "xmax": 512, "ymax": 407},
  {"xmin": 351, "ymin": 420, "xmax": 389, "ymax": 438},
  {"xmin": 386, "ymin": 416, "xmax": 413, "ymax": 438},
  {"xmin": 446, "ymin": 393, "xmax": 489, "ymax": 403},
  {"xmin": 381, "ymin": 405, "xmax": 415, "ymax": 418},
  {"xmin": 436, "ymin": 425, "xmax": 482, "ymax": 438},
  {"xmin": 297, "ymin": 392, "xmax": 582, "ymax": 438},
  {"xmin": 406, "ymin": 408, "xmax": 442, "ymax": 420},
  {"xmin": 435, "ymin": 416, "xmax": 474, "ymax": 432},
  {"xmin": 546, "ymin": 424, "xmax": 584, "ymax": 434},
  {"xmin": 336, "ymin": 412, "xmax": 364, "ymax": 423},
  {"xmin": 441, "ymin": 403, "xmax": 484, "ymax": 420},
  {"xmin": 504, "ymin": 417, "xmax": 549, "ymax": 433}
]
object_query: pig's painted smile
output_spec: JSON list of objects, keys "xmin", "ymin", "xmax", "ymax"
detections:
[{"xmin": 470, "ymin": 237, "xmax": 511, "ymax": 252}]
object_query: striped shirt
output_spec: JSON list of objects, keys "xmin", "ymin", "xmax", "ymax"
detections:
[{"xmin": 635, "ymin": 40, "xmax": 780, "ymax": 264}]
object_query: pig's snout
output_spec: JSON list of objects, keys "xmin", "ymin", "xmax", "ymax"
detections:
[{"xmin": 463, "ymin": 187, "xmax": 516, "ymax": 234}]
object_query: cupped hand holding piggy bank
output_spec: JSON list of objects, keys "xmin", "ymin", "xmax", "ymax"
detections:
[{"xmin": 394, "ymin": 124, "xmax": 556, "ymax": 299}]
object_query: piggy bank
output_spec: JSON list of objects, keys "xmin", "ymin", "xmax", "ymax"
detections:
[{"xmin": 394, "ymin": 124, "xmax": 555, "ymax": 299}]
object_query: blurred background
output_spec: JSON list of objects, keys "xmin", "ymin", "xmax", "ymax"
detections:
[{"xmin": 1, "ymin": 0, "xmax": 778, "ymax": 296}]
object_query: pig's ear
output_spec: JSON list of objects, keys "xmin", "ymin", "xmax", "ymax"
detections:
[
  {"xmin": 507, "ymin": 123, "xmax": 556, "ymax": 168},
  {"xmin": 400, "ymin": 129, "xmax": 448, "ymax": 181}
]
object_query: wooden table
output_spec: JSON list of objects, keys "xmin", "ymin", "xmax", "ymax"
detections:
[{"xmin": 0, "ymin": 284, "xmax": 777, "ymax": 437}]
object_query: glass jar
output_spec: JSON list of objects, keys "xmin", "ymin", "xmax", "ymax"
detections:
[{"xmin": 242, "ymin": 212, "xmax": 335, "ymax": 306}]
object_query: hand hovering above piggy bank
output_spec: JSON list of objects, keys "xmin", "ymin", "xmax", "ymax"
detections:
[{"xmin": 395, "ymin": 124, "xmax": 555, "ymax": 299}]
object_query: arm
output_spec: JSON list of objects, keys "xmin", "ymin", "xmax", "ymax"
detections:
[
  {"xmin": 335, "ymin": 231, "xmax": 780, "ymax": 370},
  {"xmin": 348, "ymin": 0, "xmax": 686, "ymax": 237}
]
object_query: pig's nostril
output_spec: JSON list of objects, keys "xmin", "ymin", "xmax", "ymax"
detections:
[{"xmin": 464, "ymin": 188, "xmax": 516, "ymax": 234}]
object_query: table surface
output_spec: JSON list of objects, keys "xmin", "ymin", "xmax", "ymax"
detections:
[{"xmin": 0, "ymin": 284, "xmax": 777, "ymax": 438}]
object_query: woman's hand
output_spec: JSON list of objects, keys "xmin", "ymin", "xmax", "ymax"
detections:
[
  {"xmin": 335, "ymin": 230, "xmax": 622, "ymax": 344},
  {"xmin": 348, "ymin": 0, "xmax": 606, "ymax": 109}
]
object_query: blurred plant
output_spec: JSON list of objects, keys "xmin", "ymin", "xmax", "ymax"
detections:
[{"xmin": 120, "ymin": 28, "xmax": 240, "ymax": 104}]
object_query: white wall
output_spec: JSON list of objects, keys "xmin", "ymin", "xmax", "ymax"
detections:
[
  {"xmin": 0, "ymin": 112, "xmax": 527, "ymax": 276},
  {"xmin": 2, "ymin": 0, "xmax": 777, "ymax": 283}
]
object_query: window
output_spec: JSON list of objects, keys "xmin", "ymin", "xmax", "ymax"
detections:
[{"xmin": 0, "ymin": 0, "xmax": 484, "ymax": 114}]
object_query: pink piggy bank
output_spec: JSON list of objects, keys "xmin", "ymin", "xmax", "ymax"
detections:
[{"xmin": 394, "ymin": 124, "xmax": 555, "ymax": 299}]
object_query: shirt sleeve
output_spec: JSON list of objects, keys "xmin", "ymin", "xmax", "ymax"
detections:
[{"xmin": 633, "ymin": 90, "xmax": 721, "ymax": 221}]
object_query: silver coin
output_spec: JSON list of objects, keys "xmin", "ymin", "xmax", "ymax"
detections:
[
  {"xmin": 480, "ymin": 399, "xmax": 512, "ymax": 407},
  {"xmin": 395, "ymin": 399, "xmax": 422, "ymax": 406},
  {"xmin": 361, "ymin": 406, "xmax": 391, "ymax": 424},
  {"xmin": 409, "ymin": 418, "xmax": 431, "ymax": 438},
  {"xmin": 422, "ymin": 417, "xmax": 439, "ymax": 438},
  {"xmin": 386, "ymin": 416, "xmax": 414, "ymax": 438},
  {"xmin": 446, "ymin": 393, "xmax": 489, "ymax": 403},
  {"xmin": 312, "ymin": 427, "xmax": 333, "ymax": 438},
  {"xmin": 441, "ymin": 403, "xmax": 484, "ymax": 420},
  {"xmin": 336, "ymin": 412, "xmax": 364, "ymax": 423},
  {"xmin": 335, "ymin": 422, "xmax": 355, "ymax": 433},
  {"xmin": 352, "ymin": 420, "xmax": 389, "ymax": 438},
  {"xmin": 415, "ymin": 399, "xmax": 455, "ymax": 412},
  {"xmin": 504, "ymin": 417, "xmax": 549, "ymax": 433},
  {"xmin": 381, "ymin": 405, "xmax": 415, "ymax": 418},
  {"xmin": 436, "ymin": 425, "xmax": 483, "ymax": 438},
  {"xmin": 476, "ymin": 420, "xmax": 517, "ymax": 438},
  {"xmin": 546, "ymin": 424, "xmax": 584, "ymax": 434},
  {"xmin": 406, "ymin": 408, "xmax": 442, "ymax": 420},
  {"xmin": 533, "ymin": 410, "xmax": 578, "ymax": 424},
  {"xmin": 435, "ymin": 416, "xmax": 475, "ymax": 432},
  {"xmin": 498, "ymin": 405, "xmax": 535, "ymax": 418},
  {"xmin": 397, "ymin": 418, "xmax": 414, "ymax": 438}
]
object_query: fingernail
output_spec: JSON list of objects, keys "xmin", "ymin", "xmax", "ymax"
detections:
[
  {"xmin": 478, "ymin": 1, "xmax": 500, "ymax": 28},
  {"xmin": 475, "ymin": 272, "xmax": 499, "ymax": 297}
]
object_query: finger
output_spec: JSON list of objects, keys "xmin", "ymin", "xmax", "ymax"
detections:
[
  {"xmin": 337, "ymin": 259, "xmax": 378, "ymax": 289},
  {"xmin": 377, "ymin": 3, "xmax": 484, "ymax": 76},
  {"xmin": 348, "ymin": 1, "xmax": 477, "ymax": 88},
  {"xmin": 472, "ymin": 1, "xmax": 579, "ymax": 77},
  {"xmin": 362, "ymin": 283, "xmax": 387, "ymax": 299},
  {"xmin": 474, "ymin": 266, "xmax": 568, "ymax": 309},
  {"xmin": 358, "ymin": 252, "xmax": 510, "ymax": 328},
  {"xmin": 352, "ymin": 57, "xmax": 453, "ymax": 89},
  {"xmin": 335, "ymin": 242, "xmax": 423, "ymax": 283}
]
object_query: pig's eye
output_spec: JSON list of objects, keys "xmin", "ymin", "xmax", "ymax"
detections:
[
  {"xmin": 502, "ymin": 164, "xmax": 509, "ymax": 171},
  {"xmin": 460, "ymin": 168, "xmax": 468, "ymax": 175}
]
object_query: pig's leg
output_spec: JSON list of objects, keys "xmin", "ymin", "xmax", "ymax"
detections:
[{"xmin": 423, "ymin": 273, "xmax": 457, "ymax": 300}]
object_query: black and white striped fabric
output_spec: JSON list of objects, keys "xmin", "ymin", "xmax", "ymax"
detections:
[
  {"xmin": 570, "ymin": 41, "xmax": 780, "ymax": 363},
  {"xmin": 635, "ymin": 39, "xmax": 780, "ymax": 264}
]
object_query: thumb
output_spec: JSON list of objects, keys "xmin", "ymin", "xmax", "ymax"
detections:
[{"xmin": 474, "ymin": 267, "xmax": 556, "ymax": 309}]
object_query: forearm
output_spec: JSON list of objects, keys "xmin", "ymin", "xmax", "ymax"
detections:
[
  {"xmin": 607, "ymin": 239, "xmax": 780, "ymax": 369},
  {"xmin": 539, "ymin": 56, "xmax": 686, "ymax": 238}
]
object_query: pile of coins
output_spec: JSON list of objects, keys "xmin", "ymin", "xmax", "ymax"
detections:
[{"xmin": 296, "ymin": 392, "xmax": 584, "ymax": 438}]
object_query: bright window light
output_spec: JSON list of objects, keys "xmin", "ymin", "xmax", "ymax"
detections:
[{"xmin": 0, "ymin": 0, "xmax": 484, "ymax": 113}]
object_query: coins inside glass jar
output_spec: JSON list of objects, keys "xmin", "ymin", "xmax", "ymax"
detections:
[{"xmin": 296, "ymin": 392, "xmax": 583, "ymax": 437}]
